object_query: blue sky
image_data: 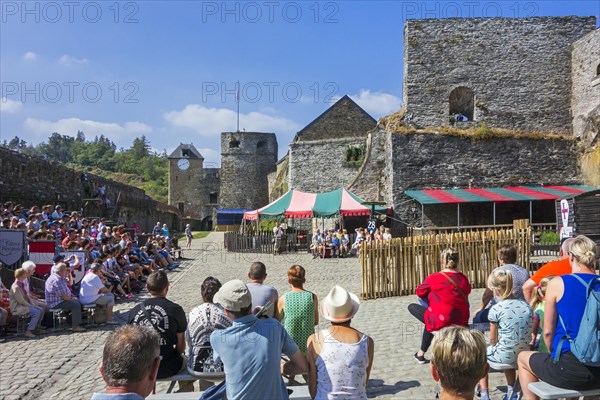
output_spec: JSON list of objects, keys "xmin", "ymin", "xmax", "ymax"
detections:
[{"xmin": 1, "ymin": 1, "xmax": 598, "ymax": 165}]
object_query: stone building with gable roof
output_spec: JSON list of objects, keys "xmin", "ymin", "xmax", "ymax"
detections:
[{"xmin": 286, "ymin": 95, "xmax": 377, "ymax": 194}]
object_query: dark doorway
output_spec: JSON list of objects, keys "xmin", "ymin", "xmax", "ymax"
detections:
[
  {"xmin": 449, "ymin": 87, "xmax": 475, "ymax": 121},
  {"xmin": 201, "ymin": 216, "xmax": 213, "ymax": 231}
]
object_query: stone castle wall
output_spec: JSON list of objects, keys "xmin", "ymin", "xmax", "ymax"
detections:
[
  {"xmin": 220, "ymin": 132, "xmax": 278, "ymax": 210},
  {"xmin": 287, "ymin": 127, "xmax": 582, "ymax": 227},
  {"xmin": 571, "ymin": 29, "xmax": 600, "ymax": 144},
  {"xmin": 389, "ymin": 132, "xmax": 582, "ymax": 226},
  {"xmin": 268, "ymin": 156, "xmax": 289, "ymax": 201},
  {"xmin": 0, "ymin": 148, "xmax": 179, "ymax": 231},
  {"xmin": 403, "ymin": 17, "xmax": 597, "ymax": 133},
  {"xmin": 288, "ymin": 137, "xmax": 367, "ymax": 193},
  {"xmin": 347, "ymin": 132, "xmax": 392, "ymax": 204},
  {"xmin": 582, "ymin": 145, "xmax": 600, "ymax": 188}
]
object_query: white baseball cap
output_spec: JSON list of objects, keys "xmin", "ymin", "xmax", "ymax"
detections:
[{"xmin": 214, "ymin": 279, "xmax": 252, "ymax": 312}]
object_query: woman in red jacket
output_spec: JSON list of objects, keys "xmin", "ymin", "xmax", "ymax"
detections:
[{"xmin": 408, "ymin": 248, "xmax": 472, "ymax": 363}]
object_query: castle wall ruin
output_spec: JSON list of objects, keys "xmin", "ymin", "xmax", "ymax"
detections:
[
  {"xmin": 0, "ymin": 148, "xmax": 179, "ymax": 231},
  {"xmin": 403, "ymin": 17, "xmax": 597, "ymax": 133},
  {"xmin": 571, "ymin": 28, "xmax": 600, "ymax": 144},
  {"xmin": 340, "ymin": 129, "xmax": 582, "ymax": 226},
  {"xmin": 392, "ymin": 132, "xmax": 581, "ymax": 226}
]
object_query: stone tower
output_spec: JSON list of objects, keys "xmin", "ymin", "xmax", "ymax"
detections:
[
  {"xmin": 220, "ymin": 132, "xmax": 278, "ymax": 210},
  {"xmin": 168, "ymin": 144, "xmax": 205, "ymax": 219},
  {"xmin": 402, "ymin": 16, "xmax": 596, "ymax": 133}
]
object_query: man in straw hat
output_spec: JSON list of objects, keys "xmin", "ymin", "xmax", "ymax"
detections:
[
  {"xmin": 210, "ymin": 279, "xmax": 308, "ymax": 400},
  {"xmin": 306, "ymin": 285, "xmax": 374, "ymax": 399}
]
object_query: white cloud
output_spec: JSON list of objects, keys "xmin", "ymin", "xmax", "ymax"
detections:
[
  {"xmin": 258, "ymin": 106, "xmax": 277, "ymax": 114},
  {"xmin": 196, "ymin": 148, "xmax": 221, "ymax": 167},
  {"xmin": 339, "ymin": 90, "xmax": 402, "ymax": 117},
  {"xmin": 0, "ymin": 98, "xmax": 23, "ymax": 113},
  {"xmin": 164, "ymin": 104, "xmax": 301, "ymax": 137},
  {"xmin": 59, "ymin": 54, "xmax": 89, "ymax": 66},
  {"xmin": 23, "ymin": 51, "xmax": 37, "ymax": 61},
  {"xmin": 23, "ymin": 117, "xmax": 151, "ymax": 143}
]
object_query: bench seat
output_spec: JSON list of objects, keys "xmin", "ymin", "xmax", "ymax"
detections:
[
  {"xmin": 528, "ymin": 381, "xmax": 600, "ymax": 399},
  {"xmin": 156, "ymin": 371, "xmax": 224, "ymax": 393},
  {"xmin": 148, "ymin": 384, "xmax": 311, "ymax": 400}
]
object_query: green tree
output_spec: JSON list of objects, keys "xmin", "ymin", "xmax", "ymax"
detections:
[
  {"xmin": 38, "ymin": 133, "xmax": 75, "ymax": 163},
  {"xmin": 13, "ymin": 132, "xmax": 169, "ymax": 202}
]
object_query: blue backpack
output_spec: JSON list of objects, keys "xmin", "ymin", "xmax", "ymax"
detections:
[{"xmin": 554, "ymin": 274, "xmax": 600, "ymax": 367}]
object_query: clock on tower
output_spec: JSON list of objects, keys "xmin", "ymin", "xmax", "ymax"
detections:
[{"xmin": 177, "ymin": 159, "xmax": 190, "ymax": 171}]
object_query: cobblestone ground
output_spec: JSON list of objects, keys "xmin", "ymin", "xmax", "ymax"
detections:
[{"xmin": 0, "ymin": 233, "xmax": 508, "ymax": 399}]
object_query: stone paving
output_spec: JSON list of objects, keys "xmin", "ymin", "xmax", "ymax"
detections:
[{"xmin": 0, "ymin": 233, "xmax": 508, "ymax": 399}]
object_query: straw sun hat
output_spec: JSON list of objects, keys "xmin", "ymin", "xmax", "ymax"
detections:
[{"xmin": 320, "ymin": 286, "xmax": 360, "ymax": 323}]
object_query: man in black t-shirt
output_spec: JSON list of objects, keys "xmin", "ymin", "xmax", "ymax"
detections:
[{"xmin": 128, "ymin": 270, "xmax": 191, "ymax": 391}]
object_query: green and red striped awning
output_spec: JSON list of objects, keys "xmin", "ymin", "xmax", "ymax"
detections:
[
  {"xmin": 243, "ymin": 188, "xmax": 389, "ymax": 220},
  {"xmin": 404, "ymin": 185, "xmax": 597, "ymax": 205}
]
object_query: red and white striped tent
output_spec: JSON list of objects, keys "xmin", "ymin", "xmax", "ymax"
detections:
[{"xmin": 243, "ymin": 188, "xmax": 389, "ymax": 221}]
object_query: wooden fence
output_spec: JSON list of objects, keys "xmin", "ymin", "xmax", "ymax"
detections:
[
  {"xmin": 415, "ymin": 222, "xmax": 555, "ymax": 236},
  {"xmin": 361, "ymin": 228, "xmax": 531, "ymax": 300},
  {"xmin": 224, "ymin": 231, "xmax": 310, "ymax": 254}
]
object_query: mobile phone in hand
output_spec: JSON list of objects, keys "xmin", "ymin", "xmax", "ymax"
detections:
[{"xmin": 255, "ymin": 300, "xmax": 273, "ymax": 318}]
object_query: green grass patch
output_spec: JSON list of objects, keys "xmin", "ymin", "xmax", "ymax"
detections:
[
  {"xmin": 538, "ymin": 231, "xmax": 560, "ymax": 244},
  {"xmin": 378, "ymin": 109, "xmax": 574, "ymax": 141},
  {"xmin": 192, "ymin": 231, "xmax": 210, "ymax": 239}
]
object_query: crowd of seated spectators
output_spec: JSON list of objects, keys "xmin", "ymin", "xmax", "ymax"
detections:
[
  {"xmin": 309, "ymin": 225, "xmax": 392, "ymax": 259},
  {"xmin": 1, "ymin": 201, "xmax": 112, "ymax": 247},
  {"xmin": 126, "ymin": 238, "xmax": 594, "ymax": 400},
  {"xmin": 123, "ymin": 261, "xmax": 374, "ymax": 397},
  {"xmin": 0, "ymin": 200, "xmax": 185, "ymax": 339},
  {"xmin": 6, "ymin": 199, "xmax": 599, "ymax": 399}
]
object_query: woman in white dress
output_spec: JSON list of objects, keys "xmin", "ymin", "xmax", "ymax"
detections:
[{"xmin": 306, "ymin": 286, "xmax": 375, "ymax": 399}]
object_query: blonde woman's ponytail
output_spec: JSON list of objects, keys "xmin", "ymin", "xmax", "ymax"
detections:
[
  {"xmin": 487, "ymin": 269, "xmax": 514, "ymax": 300},
  {"xmin": 441, "ymin": 248, "xmax": 459, "ymax": 270}
]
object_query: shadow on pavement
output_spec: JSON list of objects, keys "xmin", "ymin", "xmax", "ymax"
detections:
[{"xmin": 367, "ymin": 379, "xmax": 421, "ymax": 398}]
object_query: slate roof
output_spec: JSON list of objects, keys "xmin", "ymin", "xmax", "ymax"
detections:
[
  {"xmin": 168, "ymin": 143, "xmax": 203, "ymax": 159},
  {"xmin": 294, "ymin": 95, "xmax": 376, "ymax": 141}
]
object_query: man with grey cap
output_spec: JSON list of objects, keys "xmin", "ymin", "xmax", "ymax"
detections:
[{"xmin": 210, "ymin": 279, "xmax": 308, "ymax": 400}]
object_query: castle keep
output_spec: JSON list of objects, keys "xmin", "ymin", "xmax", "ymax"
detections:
[
  {"xmin": 403, "ymin": 17, "xmax": 597, "ymax": 133},
  {"xmin": 219, "ymin": 131, "xmax": 278, "ymax": 210}
]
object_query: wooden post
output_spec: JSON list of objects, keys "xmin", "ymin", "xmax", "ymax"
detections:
[{"xmin": 360, "ymin": 226, "xmax": 532, "ymax": 300}]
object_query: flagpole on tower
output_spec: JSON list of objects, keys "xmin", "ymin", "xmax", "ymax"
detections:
[{"xmin": 236, "ymin": 81, "xmax": 240, "ymax": 133}]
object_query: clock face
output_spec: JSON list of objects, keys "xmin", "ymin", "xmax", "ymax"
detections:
[{"xmin": 177, "ymin": 159, "xmax": 190, "ymax": 171}]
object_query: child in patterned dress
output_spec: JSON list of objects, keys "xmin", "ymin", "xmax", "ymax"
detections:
[
  {"xmin": 478, "ymin": 269, "xmax": 532, "ymax": 400},
  {"xmin": 529, "ymin": 275, "xmax": 555, "ymax": 352}
]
